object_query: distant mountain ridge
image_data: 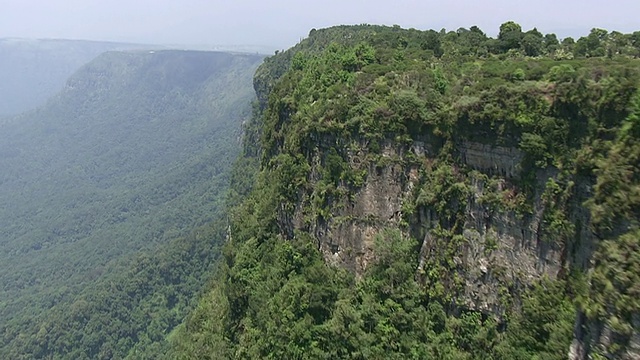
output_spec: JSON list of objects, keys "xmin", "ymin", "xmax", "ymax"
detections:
[{"xmin": 0, "ymin": 38, "xmax": 154, "ymax": 115}]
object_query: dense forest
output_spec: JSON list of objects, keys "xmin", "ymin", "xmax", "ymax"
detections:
[
  {"xmin": 2, "ymin": 22, "xmax": 640, "ymax": 359},
  {"xmin": 170, "ymin": 24, "xmax": 640, "ymax": 359},
  {"xmin": 0, "ymin": 50, "xmax": 263, "ymax": 359}
]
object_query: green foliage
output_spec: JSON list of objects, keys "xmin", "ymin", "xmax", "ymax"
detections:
[
  {"xmin": 586, "ymin": 90, "xmax": 640, "ymax": 231},
  {"xmin": 498, "ymin": 21, "xmax": 524, "ymax": 52},
  {"xmin": 0, "ymin": 51, "xmax": 263, "ymax": 359},
  {"xmin": 495, "ymin": 279, "xmax": 575, "ymax": 360},
  {"xmin": 540, "ymin": 177, "xmax": 575, "ymax": 245},
  {"xmin": 520, "ymin": 132, "xmax": 550, "ymax": 167},
  {"xmin": 588, "ymin": 230, "xmax": 640, "ymax": 332},
  {"xmin": 547, "ymin": 64, "xmax": 576, "ymax": 82},
  {"xmin": 580, "ymin": 90, "xmax": 640, "ymax": 358},
  {"xmin": 416, "ymin": 162, "xmax": 470, "ymax": 231}
]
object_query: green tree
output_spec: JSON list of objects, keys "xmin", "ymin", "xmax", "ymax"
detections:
[
  {"xmin": 521, "ymin": 28, "xmax": 544, "ymax": 56},
  {"xmin": 498, "ymin": 21, "xmax": 524, "ymax": 51}
]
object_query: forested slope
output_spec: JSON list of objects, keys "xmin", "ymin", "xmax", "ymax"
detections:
[
  {"xmin": 171, "ymin": 24, "xmax": 640, "ymax": 359},
  {"xmin": 0, "ymin": 50, "xmax": 264, "ymax": 359}
]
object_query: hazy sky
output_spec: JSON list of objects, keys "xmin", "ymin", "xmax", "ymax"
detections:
[{"xmin": 1, "ymin": 0, "xmax": 639, "ymax": 49}]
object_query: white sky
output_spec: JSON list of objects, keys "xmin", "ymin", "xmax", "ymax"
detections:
[{"xmin": 0, "ymin": 0, "xmax": 638, "ymax": 49}]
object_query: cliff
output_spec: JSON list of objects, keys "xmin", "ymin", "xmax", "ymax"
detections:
[{"xmin": 175, "ymin": 25, "xmax": 640, "ymax": 359}]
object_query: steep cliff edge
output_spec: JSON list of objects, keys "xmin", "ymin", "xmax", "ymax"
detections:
[{"xmin": 175, "ymin": 25, "xmax": 640, "ymax": 359}]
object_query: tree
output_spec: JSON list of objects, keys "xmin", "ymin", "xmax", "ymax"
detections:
[
  {"xmin": 575, "ymin": 28, "xmax": 608, "ymax": 57},
  {"xmin": 456, "ymin": 26, "xmax": 488, "ymax": 56},
  {"xmin": 521, "ymin": 33, "xmax": 544, "ymax": 56},
  {"xmin": 608, "ymin": 31, "xmax": 629, "ymax": 56},
  {"xmin": 498, "ymin": 21, "xmax": 524, "ymax": 52},
  {"xmin": 421, "ymin": 30, "xmax": 443, "ymax": 57}
]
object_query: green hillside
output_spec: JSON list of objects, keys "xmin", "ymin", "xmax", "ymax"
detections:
[
  {"xmin": 171, "ymin": 24, "xmax": 640, "ymax": 359},
  {"xmin": 0, "ymin": 50, "xmax": 263, "ymax": 359}
]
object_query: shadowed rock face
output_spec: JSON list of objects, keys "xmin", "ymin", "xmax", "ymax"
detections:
[
  {"xmin": 460, "ymin": 141, "xmax": 523, "ymax": 179},
  {"xmin": 570, "ymin": 315, "xmax": 640, "ymax": 360}
]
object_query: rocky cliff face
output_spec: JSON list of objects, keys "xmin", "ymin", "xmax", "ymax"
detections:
[
  {"xmin": 287, "ymin": 137, "xmax": 640, "ymax": 359},
  {"xmin": 294, "ymin": 141, "xmax": 413, "ymax": 275},
  {"xmin": 276, "ymin": 133, "xmax": 635, "ymax": 359},
  {"xmin": 281, "ymin": 137, "xmax": 570, "ymax": 312},
  {"xmin": 249, "ymin": 25, "xmax": 640, "ymax": 359}
]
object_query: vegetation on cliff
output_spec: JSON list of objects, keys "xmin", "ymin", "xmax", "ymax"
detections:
[{"xmin": 172, "ymin": 24, "xmax": 640, "ymax": 359}]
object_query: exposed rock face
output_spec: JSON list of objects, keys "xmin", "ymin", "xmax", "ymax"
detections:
[
  {"xmin": 570, "ymin": 317, "xmax": 640, "ymax": 360},
  {"xmin": 293, "ymin": 142, "xmax": 412, "ymax": 275},
  {"xmin": 459, "ymin": 141, "xmax": 523, "ymax": 179},
  {"xmin": 314, "ymin": 158, "xmax": 407, "ymax": 274},
  {"xmin": 300, "ymin": 138, "xmax": 640, "ymax": 360},
  {"xmin": 454, "ymin": 176, "xmax": 563, "ymax": 313},
  {"xmin": 285, "ymin": 139, "xmax": 638, "ymax": 359},
  {"xmin": 287, "ymin": 139, "xmax": 574, "ymax": 315}
]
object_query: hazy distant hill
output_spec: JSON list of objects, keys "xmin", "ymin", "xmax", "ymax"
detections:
[
  {"xmin": 0, "ymin": 38, "xmax": 150, "ymax": 115},
  {"xmin": 0, "ymin": 49, "xmax": 263, "ymax": 359}
]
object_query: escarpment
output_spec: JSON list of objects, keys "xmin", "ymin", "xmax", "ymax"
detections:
[
  {"xmin": 176, "ymin": 25, "xmax": 640, "ymax": 359},
  {"xmin": 253, "ymin": 27, "xmax": 640, "ymax": 358}
]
